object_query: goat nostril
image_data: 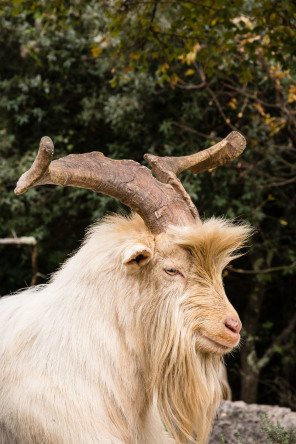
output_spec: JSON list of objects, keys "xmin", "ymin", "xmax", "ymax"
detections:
[{"xmin": 224, "ymin": 317, "xmax": 241, "ymax": 334}]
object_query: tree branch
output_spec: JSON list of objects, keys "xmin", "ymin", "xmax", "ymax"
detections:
[
  {"xmin": 223, "ymin": 83, "xmax": 282, "ymax": 109},
  {"xmin": 0, "ymin": 237, "xmax": 37, "ymax": 246},
  {"xmin": 0, "ymin": 237, "xmax": 38, "ymax": 286},
  {"xmin": 172, "ymin": 121, "xmax": 219, "ymax": 140},
  {"xmin": 120, "ymin": 1, "xmax": 217, "ymax": 11},
  {"xmin": 206, "ymin": 85, "xmax": 238, "ymax": 131},
  {"xmin": 257, "ymin": 312, "xmax": 296, "ymax": 370},
  {"xmin": 257, "ymin": 176, "xmax": 296, "ymax": 189},
  {"xmin": 150, "ymin": 0, "xmax": 158, "ymax": 24},
  {"xmin": 174, "ymin": 80, "xmax": 206, "ymax": 90},
  {"xmin": 227, "ymin": 261, "xmax": 296, "ymax": 275}
]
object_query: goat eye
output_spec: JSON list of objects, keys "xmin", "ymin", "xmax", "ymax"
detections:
[{"xmin": 165, "ymin": 268, "xmax": 179, "ymax": 276}]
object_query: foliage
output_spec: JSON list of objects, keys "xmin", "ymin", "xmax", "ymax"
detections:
[
  {"xmin": 102, "ymin": 0, "xmax": 296, "ymax": 407},
  {"xmin": 220, "ymin": 413, "xmax": 296, "ymax": 443},
  {"xmin": 0, "ymin": 0, "xmax": 296, "ymax": 407},
  {"xmin": 260, "ymin": 413, "xmax": 296, "ymax": 444}
]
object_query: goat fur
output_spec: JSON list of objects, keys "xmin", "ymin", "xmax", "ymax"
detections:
[{"xmin": 0, "ymin": 214, "xmax": 252, "ymax": 443}]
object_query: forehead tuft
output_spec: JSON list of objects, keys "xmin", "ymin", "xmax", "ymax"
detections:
[{"xmin": 166, "ymin": 218, "xmax": 253, "ymax": 270}]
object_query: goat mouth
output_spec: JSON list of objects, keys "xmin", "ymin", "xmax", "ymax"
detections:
[{"xmin": 198, "ymin": 333, "xmax": 235, "ymax": 353}]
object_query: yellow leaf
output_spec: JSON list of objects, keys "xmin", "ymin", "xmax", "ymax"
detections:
[
  {"xmin": 185, "ymin": 51, "xmax": 196, "ymax": 65},
  {"xmin": 185, "ymin": 69, "xmax": 195, "ymax": 76},
  {"xmin": 267, "ymin": 194, "xmax": 275, "ymax": 201},
  {"xmin": 178, "ymin": 54, "xmax": 186, "ymax": 63},
  {"xmin": 193, "ymin": 43, "xmax": 201, "ymax": 53},
  {"xmin": 253, "ymin": 102, "xmax": 265, "ymax": 116},
  {"xmin": 288, "ymin": 85, "xmax": 296, "ymax": 103},
  {"xmin": 263, "ymin": 114, "xmax": 286, "ymax": 135},
  {"xmin": 158, "ymin": 63, "xmax": 170, "ymax": 75},
  {"xmin": 232, "ymin": 16, "xmax": 253, "ymax": 29},
  {"xmin": 109, "ymin": 77, "xmax": 117, "ymax": 88},
  {"xmin": 91, "ymin": 46, "xmax": 103, "ymax": 58},
  {"xmin": 179, "ymin": 43, "xmax": 201, "ymax": 65},
  {"xmin": 171, "ymin": 73, "xmax": 179, "ymax": 84},
  {"xmin": 240, "ymin": 35, "xmax": 261, "ymax": 46},
  {"xmin": 228, "ymin": 98, "xmax": 237, "ymax": 110},
  {"xmin": 269, "ymin": 63, "xmax": 290, "ymax": 80},
  {"xmin": 280, "ymin": 220, "xmax": 288, "ymax": 226}
]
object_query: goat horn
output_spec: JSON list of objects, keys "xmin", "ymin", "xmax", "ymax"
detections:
[
  {"xmin": 15, "ymin": 137, "xmax": 196, "ymax": 233},
  {"xmin": 14, "ymin": 132, "xmax": 246, "ymax": 233},
  {"xmin": 144, "ymin": 131, "xmax": 246, "ymax": 182}
]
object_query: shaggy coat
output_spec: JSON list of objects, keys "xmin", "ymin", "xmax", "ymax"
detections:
[{"xmin": 0, "ymin": 214, "xmax": 251, "ymax": 444}]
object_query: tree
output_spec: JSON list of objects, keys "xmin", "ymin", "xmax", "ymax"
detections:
[
  {"xmin": 0, "ymin": 0, "xmax": 296, "ymax": 407},
  {"xmin": 102, "ymin": 0, "xmax": 296, "ymax": 405}
]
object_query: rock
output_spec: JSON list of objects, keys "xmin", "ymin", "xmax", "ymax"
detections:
[{"xmin": 209, "ymin": 400, "xmax": 296, "ymax": 443}]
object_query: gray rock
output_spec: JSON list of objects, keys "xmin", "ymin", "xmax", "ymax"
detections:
[{"xmin": 209, "ymin": 400, "xmax": 296, "ymax": 443}]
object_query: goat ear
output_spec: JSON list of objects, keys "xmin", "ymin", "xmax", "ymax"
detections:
[{"xmin": 123, "ymin": 243, "xmax": 153, "ymax": 267}]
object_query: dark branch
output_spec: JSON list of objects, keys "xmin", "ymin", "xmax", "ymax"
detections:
[
  {"xmin": 227, "ymin": 260, "xmax": 296, "ymax": 274},
  {"xmin": 258, "ymin": 312, "xmax": 296, "ymax": 370}
]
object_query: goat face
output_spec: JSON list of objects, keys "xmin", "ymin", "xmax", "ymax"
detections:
[
  {"xmin": 118, "ymin": 215, "xmax": 251, "ymax": 443},
  {"xmin": 123, "ymin": 216, "xmax": 248, "ymax": 358}
]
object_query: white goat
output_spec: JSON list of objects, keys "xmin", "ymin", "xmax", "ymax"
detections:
[{"xmin": 0, "ymin": 214, "xmax": 251, "ymax": 444}]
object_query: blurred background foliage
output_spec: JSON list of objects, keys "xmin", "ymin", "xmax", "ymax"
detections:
[{"xmin": 0, "ymin": 0, "xmax": 296, "ymax": 408}]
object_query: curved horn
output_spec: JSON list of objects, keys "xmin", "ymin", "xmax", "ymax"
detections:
[
  {"xmin": 144, "ymin": 131, "xmax": 246, "ymax": 181},
  {"xmin": 15, "ymin": 137, "xmax": 196, "ymax": 233},
  {"xmin": 15, "ymin": 132, "xmax": 246, "ymax": 233}
]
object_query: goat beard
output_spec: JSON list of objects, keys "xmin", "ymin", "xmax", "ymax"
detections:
[{"xmin": 147, "ymin": 315, "xmax": 223, "ymax": 444}]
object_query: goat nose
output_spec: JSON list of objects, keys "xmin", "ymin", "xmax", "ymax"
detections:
[{"xmin": 224, "ymin": 316, "xmax": 242, "ymax": 334}]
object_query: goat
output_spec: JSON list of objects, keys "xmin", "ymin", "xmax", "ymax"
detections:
[{"xmin": 0, "ymin": 132, "xmax": 251, "ymax": 443}]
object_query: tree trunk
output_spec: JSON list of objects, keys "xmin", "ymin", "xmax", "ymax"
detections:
[
  {"xmin": 240, "ymin": 281, "xmax": 265, "ymax": 403},
  {"xmin": 240, "ymin": 352, "xmax": 260, "ymax": 403}
]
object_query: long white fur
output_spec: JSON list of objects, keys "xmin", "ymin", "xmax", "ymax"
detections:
[{"xmin": 0, "ymin": 214, "xmax": 252, "ymax": 443}]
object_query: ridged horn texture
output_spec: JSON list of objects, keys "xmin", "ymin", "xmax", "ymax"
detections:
[{"xmin": 15, "ymin": 131, "xmax": 246, "ymax": 234}]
